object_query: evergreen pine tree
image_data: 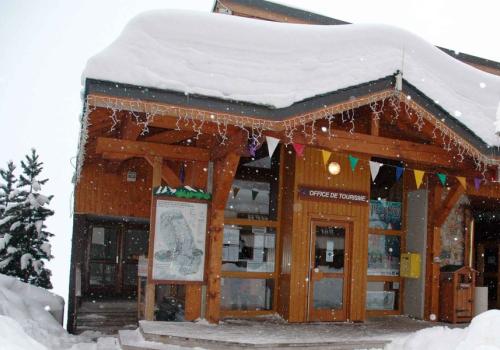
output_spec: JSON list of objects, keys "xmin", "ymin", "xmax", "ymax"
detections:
[{"xmin": 0, "ymin": 149, "xmax": 54, "ymax": 289}]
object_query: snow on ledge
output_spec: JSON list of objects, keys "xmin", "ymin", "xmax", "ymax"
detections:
[{"xmin": 82, "ymin": 10, "xmax": 500, "ymax": 147}]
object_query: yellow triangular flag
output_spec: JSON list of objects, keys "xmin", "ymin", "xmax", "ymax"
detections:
[
  {"xmin": 456, "ymin": 176, "xmax": 467, "ymax": 190},
  {"xmin": 414, "ymin": 169, "xmax": 425, "ymax": 189},
  {"xmin": 321, "ymin": 150, "xmax": 332, "ymax": 166}
]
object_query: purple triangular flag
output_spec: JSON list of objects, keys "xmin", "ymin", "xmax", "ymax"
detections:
[{"xmin": 474, "ymin": 177, "xmax": 482, "ymax": 191}]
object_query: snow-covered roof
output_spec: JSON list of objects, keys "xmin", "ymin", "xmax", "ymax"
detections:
[{"xmin": 82, "ymin": 10, "xmax": 500, "ymax": 147}]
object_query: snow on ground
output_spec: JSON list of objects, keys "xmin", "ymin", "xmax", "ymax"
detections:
[
  {"xmin": 0, "ymin": 274, "xmax": 119, "ymax": 350},
  {"xmin": 2, "ymin": 272, "xmax": 500, "ymax": 349},
  {"xmin": 387, "ymin": 310, "xmax": 500, "ymax": 350},
  {"xmin": 83, "ymin": 10, "xmax": 500, "ymax": 146}
]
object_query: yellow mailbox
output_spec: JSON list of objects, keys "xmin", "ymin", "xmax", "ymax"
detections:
[{"xmin": 400, "ymin": 252, "xmax": 421, "ymax": 278}]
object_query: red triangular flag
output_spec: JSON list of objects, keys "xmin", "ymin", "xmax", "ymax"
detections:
[{"xmin": 292, "ymin": 143, "xmax": 305, "ymax": 157}]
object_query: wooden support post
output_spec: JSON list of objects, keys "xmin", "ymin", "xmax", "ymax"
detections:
[
  {"xmin": 145, "ymin": 156, "xmax": 163, "ymax": 320},
  {"xmin": 184, "ymin": 161, "xmax": 208, "ymax": 321},
  {"xmin": 425, "ymin": 183, "xmax": 465, "ymax": 320},
  {"xmin": 205, "ymin": 152, "xmax": 240, "ymax": 324}
]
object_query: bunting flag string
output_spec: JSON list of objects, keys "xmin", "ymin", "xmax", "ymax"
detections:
[
  {"xmin": 266, "ymin": 136, "xmax": 280, "ymax": 158},
  {"xmin": 321, "ymin": 150, "xmax": 332, "ymax": 166},
  {"xmin": 437, "ymin": 173, "xmax": 447, "ymax": 187},
  {"xmin": 348, "ymin": 155, "xmax": 359, "ymax": 172},
  {"xmin": 369, "ymin": 161, "xmax": 383, "ymax": 181},
  {"xmin": 414, "ymin": 169, "xmax": 425, "ymax": 189},
  {"xmin": 292, "ymin": 143, "xmax": 305, "ymax": 157}
]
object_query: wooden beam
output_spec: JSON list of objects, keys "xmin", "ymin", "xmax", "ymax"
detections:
[
  {"xmin": 143, "ymin": 130, "xmax": 196, "ymax": 144},
  {"xmin": 121, "ymin": 116, "xmax": 143, "ymax": 140},
  {"xmin": 206, "ymin": 152, "xmax": 240, "ymax": 324},
  {"xmin": 144, "ymin": 156, "xmax": 182, "ymax": 188},
  {"xmin": 265, "ymin": 129, "xmax": 463, "ymax": 169},
  {"xmin": 102, "ymin": 152, "xmax": 132, "ymax": 161},
  {"xmin": 145, "ymin": 156, "xmax": 163, "ymax": 321},
  {"xmin": 211, "ymin": 129, "xmax": 248, "ymax": 160},
  {"xmin": 96, "ymin": 137, "xmax": 210, "ymax": 162},
  {"xmin": 434, "ymin": 184, "xmax": 466, "ymax": 227}
]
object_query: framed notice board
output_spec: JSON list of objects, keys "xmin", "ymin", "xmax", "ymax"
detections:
[{"xmin": 149, "ymin": 196, "xmax": 208, "ymax": 284}]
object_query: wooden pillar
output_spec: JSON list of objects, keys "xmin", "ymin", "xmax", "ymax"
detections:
[
  {"xmin": 205, "ymin": 152, "xmax": 240, "ymax": 323},
  {"xmin": 145, "ymin": 156, "xmax": 163, "ymax": 320},
  {"xmin": 184, "ymin": 161, "xmax": 208, "ymax": 321},
  {"xmin": 425, "ymin": 183, "xmax": 465, "ymax": 320}
]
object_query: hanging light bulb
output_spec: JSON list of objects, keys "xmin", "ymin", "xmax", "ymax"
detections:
[{"xmin": 328, "ymin": 161, "xmax": 341, "ymax": 175}]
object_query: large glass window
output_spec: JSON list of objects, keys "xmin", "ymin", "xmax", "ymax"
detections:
[
  {"xmin": 367, "ymin": 158, "xmax": 405, "ymax": 315},
  {"xmin": 221, "ymin": 145, "xmax": 281, "ymax": 316},
  {"xmin": 221, "ymin": 278, "xmax": 274, "ymax": 311},
  {"xmin": 369, "ymin": 158, "xmax": 403, "ymax": 230},
  {"xmin": 222, "ymin": 225, "xmax": 276, "ymax": 273},
  {"xmin": 367, "ymin": 234, "xmax": 401, "ymax": 276},
  {"xmin": 366, "ymin": 281, "xmax": 399, "ymax": 311}
]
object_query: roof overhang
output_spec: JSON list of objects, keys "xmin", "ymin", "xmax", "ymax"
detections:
[{"xmin": 84, "ymin": 76, "xmax": 499, "ymax": 161}]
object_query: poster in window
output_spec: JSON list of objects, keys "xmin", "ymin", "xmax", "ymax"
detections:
[
  {"xmin": 151, "ymin": 198, "xmax": 208, "ymax": 283},
  {"xmin": 369, "ymin": 200, "xmax": 402, "ymax": 230}
]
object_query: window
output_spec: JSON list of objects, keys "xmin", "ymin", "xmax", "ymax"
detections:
[
  {"xmin": 367, "ymin": 158, "xmax": 405, "ymax": 314},
  {"xmin": 221, "ymin": 278, "xmax": 274, "ymax": 311},
  {"xmin": 367, "ymin": 234, "xmax": 401, "ymax": 276},
  {"xmin": 222, "ymin": 145, "xmax": 281, "ymax": 315},
  {"xmin": 222, "ymin": 225, "xmax": 276, "ymax": 273}
]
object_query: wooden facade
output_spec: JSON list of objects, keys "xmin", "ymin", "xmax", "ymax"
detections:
[
  {"xmin": 67, "ymin": 0, "xmax": 500, "ymax": 333},
  {"xmin": 68, "ymin": 79, "xmax": 500, "ymax": 331}
]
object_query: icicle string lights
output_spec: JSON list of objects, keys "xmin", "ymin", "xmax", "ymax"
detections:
[{"xmin": 75, "ymin": 90, "xmax": 498, "ymax": 182}]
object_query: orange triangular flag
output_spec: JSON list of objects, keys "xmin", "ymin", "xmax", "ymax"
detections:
[
  {"xmin": 321, "ymin": 150, "xmax": 332, "ymax": 166},
  {"xmin": 414, "ymin": 169, "xmax": 425, "ymax": 189},
  {"xmin": 456, "ymin": 176, "xmax": 467, "ymax": 190}
]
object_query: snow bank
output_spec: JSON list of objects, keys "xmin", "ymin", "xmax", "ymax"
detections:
[
  {"xmin": 0, "ymin": 315, "xmax": 48, "ymax": 350},
  {"xmin": 0, "ymin": 274, "xmax": 118, "ymax": 350},
  {"xmin": 387, "ymin": 310, "xmax": 500, "ymax": 350},
  {"xmin": 0, "ymin": 273, "xmax": 64, "ymax": 327},
  {"xmin": 83, "ymin": 10, "xmax": 500, "ymax": 146}
]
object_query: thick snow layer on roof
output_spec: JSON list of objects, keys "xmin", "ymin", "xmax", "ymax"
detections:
[{"xmin": 83, "ymin": 10, "xmax": 500, "ymax": 146}]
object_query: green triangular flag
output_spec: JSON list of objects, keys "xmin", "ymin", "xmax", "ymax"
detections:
[
  {"xmin": 437, "ymin": 173, "xmax": 447, "ymax": 186},
  {"xmin": 348, "ymin": 155, "xmax": 359, "ymax": 171}
]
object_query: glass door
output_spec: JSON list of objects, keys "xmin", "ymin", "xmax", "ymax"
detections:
[
  {"xmin": 308, "ymin": 221, "xmax": 351, "ymax": 321},
  {"xmin": 121, "ymin": 228, "xmax": 149, "ymax": 296},
  {"xmin": 88, "ymin": 225, "xmax": 120, "ymax": 296},
  {"xmin": 87, "ymin": 224, "xmax": 149, "ymax": 298}
]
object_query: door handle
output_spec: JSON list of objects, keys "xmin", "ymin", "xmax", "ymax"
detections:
[{"xmin": 116, "ymin": 256, "xmax": 119, "ymax": 264}]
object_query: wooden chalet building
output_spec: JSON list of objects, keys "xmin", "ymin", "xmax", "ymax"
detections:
[{"xmin": 68, "ymin": 1, "xmax": 500, "ymax": 333}]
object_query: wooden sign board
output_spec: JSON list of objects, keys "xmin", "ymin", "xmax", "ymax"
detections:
[
  {"xmin": 149, "ymin": 196, "xmax": 208, "ymax": 284},
  {"xmin": 298, "ymin": 185, "xmax": 369, "ymax": 205}
]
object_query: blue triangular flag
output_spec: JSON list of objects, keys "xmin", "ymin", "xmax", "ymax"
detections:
[{"xmin": 396, "ymin": 166, "xmax": 404, "ymax": 181}]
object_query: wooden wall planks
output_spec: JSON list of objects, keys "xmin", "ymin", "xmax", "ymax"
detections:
[{"xmin": 283, "ymin": 147, "xmax": 370, "ymax": 322}]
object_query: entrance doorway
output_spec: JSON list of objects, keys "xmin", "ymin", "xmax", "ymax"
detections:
[
  {"xmin": 87, "ymin": 222, "xmax": 149, "ymax": 298},
  {"xmin": 308, "ymin": 220, "xmax": 351, "ymax": 321}
]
